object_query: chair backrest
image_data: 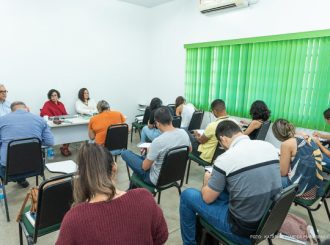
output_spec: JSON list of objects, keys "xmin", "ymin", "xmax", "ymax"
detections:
[
  {"xmin": 6, "ymin": 138, "xmax": 44, "ymax": 183},
  {"xmin": 156, "ymin": 146, "xmax": 189, "ymax": 187},
  {"xmin": 142, "ymin": 107, "xmax": 151, "ymax": 125},
  {"xmin": 104, "ymin": 123, "xmax": 129, "ymax": 151},
  {"xmin": 35, "ymin": 174, "xmax": 73, "ymax": 237},
  {"xmin": 211, "ymin": 142, "xmax": 225, "ymax": 163},
  {"xmin": 188, "ymin": 111, "xmax": 204, "ymax": 131},
  {"xmin": 172, "ymin": 116, "xmax": 182, "ymax": 128},
  {"xmin": 253, "ymin": 184, "xmax": 298, "ymax": 244},
  {"xmin": 167, "ymin": 104, "xmax": 176, "ymax": 116},
  {"xmin": 254, "ymin": 120, "xmax": 271, "ymax": 141}
]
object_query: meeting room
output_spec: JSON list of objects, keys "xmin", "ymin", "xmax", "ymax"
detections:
[{"xmin": 0, "ymin": 0, "xmax": 330, "ymax": 244}]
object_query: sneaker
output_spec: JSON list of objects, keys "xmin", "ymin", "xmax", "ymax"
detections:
[{"xmin": 17, "ymin": 180, "xmax": 30, "ymax": 188}]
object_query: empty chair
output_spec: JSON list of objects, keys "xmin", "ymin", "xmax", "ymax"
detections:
[
  {"xmin": 129, "ymin": 146, "xmax": 189, "ymax": 204},
  {"xmin": 172, "ymin": 116, "xmax": 182, "ymax": 128},
  {"xmin": 131, "ymin": 107, "xmax": 151, "ymax": 142},
  {"xmin": 188, "ymin": 111, "xmax": 204, "ymax": 132},
  {"xmin": 18, "ymin": 174, "xmax": 73, "ymax": 244},
  {"xmin": 0, "ymin": 138, "xmax": 44, "ymax": 222},
  {"xmin": 199, "ymin": 184, "xmax": 298, "ymax": 245}
]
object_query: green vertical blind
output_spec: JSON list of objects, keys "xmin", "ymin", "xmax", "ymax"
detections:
[{"xmin": 184, "ymin": 30, "xmax": 330, "ymax": 131}]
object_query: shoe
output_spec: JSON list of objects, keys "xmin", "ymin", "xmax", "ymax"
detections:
[
  {"xmin": 60, "ymin": 147, "xmax": 72, "ymax": 157},
  {"xmin": 17, "ymin": 180, "xmax": 30, "ymax": 188}
]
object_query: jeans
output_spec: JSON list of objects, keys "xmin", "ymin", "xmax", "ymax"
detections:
[
  {"xmin": 180, "ymin": 188, "xmax": 251, "ymax": 245},
  {"xmin": 110, "ymin": 149, "xmax": 124, "ymax": 156},
  {"xmin": 281, "ymin": 176, "xmax": 291, "ymax": 188},
  {"xmin": 140, "ymin": 126, "xmax": 161, "ymax": 143},
  {"xmin": 0, "ymin": 165, "xmax": 26, "ymax": 183},
  {"xmin": 121, "ymin": 150, "xmax": 153, "ymax": 185}
]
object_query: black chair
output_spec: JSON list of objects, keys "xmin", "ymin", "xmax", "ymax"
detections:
[
  {"xmin": 251, "ymin": 120, "xmax": 271, "ymax": 141},
  {"xmin": 167, "ymin": 104, "xmax": 176, "ymax": 116},
  {"xmin": 199, "ymin": 184, "xmax": 298, "ymax": 245},
  {"xmin": 172, "ymin": 116, "xmax": 182, "ymax": 128},
  {"xmin": 129, "ymin": 146, "xmax": 189, "ymax": 204},
  {"xmin": 294, "ymin": 178, "xmax": 330, "ymax": 243},
  {"xmin": 0, "ymin": 138, "xmax": 45, "ymax": 222},
  {"xmin": 18, "ymin": 174, "xmax": 73, "ymax": 245},
  {"xmin": 104, "ymin": 123, "xmax": 131, "ymax": 179},
  {"xmin": 188, "ymin": 111, "xmax": 204, "ymax": 132},
  {"xmin": 185, "ymin": 143, "xmax": 224, "ymax": 184},
  {"xmin": 131, "ymin": 107, "xmax": 151, "ymax": 142}
]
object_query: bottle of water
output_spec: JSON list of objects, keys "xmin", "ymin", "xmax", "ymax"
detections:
[
  {"xmin": 0, "ymin": 185, "xmax": 4, "ymax": 200},
  {"xmin": 47, "ymin": 147, "xmax": 54, "ymax": 160}
]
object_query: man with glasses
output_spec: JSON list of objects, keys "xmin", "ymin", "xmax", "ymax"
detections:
[{"xmin": 0, "ymin": 84, "xmax": 10, "ymax": 116}]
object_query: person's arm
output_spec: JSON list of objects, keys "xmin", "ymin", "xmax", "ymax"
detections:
[
  {"xmin": 279, "ymin": 140, "xmax": 294, "ymax": 176},
  {"xmin": 88, "ymin": 121, "xmax": 95, "ymax": 140},
  {"xmin": 201, "ymin": 171, "xmax": 221, "ymax": 204},
  {"xmin": 41, "ymin": 124, "xmax": 54, "ymax": 146},
  {"xmin": 142, "ymin": 158, "xmax": 154, "ymax": 171},
  {"xmin": 193, "ymin": 131, "xmax": 209, "ymax": 144},
  {"xmin": 243, "ymin": 120, "xmax": 262, "ymax": 136},
  {"xmin": 176, "ymin": 105, "xmax": 183, "ymax": 116},
  {"xmin": 313, "ymin": 131, "xmax": 330, "ymax": 140},
  {"xmin": 40, "ymin": 102, "xmax": 51, "ymax": 117},
  {"xmin": 75, "ymin": 100, "xmax": 90, "ymax": 115},
  {"xmin": 314, "ymin": 137, "xmax": 330, "ymax": 157}
]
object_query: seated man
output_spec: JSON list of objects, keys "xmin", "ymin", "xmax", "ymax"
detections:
[
  {"xmin": 189, "ymin": 99, "xmax": 237, "ymax": 163},
  {"xmin": 122, "ymin": 106, "xmax": 191, "ymax": 186},
  {"xmin": 313, "ymin": 108, "xmax": 330, "ymax": 165},
  {"xmin": 88, "ymin": 100, "xmax": 126, "ymax": 146},
  {"xmin": 0, "ymin": 101, "xmax": 54, "ymax": 187},
  {"xmin": 180, "ymin": 120, "xmax": 282, "ymax": 245}
]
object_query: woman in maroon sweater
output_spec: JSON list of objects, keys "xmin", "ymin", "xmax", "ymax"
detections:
[
  {"xmin": 56, "ymin": 143, "xmax": 168, "ymax": 245},
  {"xmin": 40, "ymin": 89, "xmax": 71, "ymax": 156}
]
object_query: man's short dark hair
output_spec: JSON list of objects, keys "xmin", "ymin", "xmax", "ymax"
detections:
[
  {"xmin": 10, "ymin": 101, "xmax": 26, "ymax": 111},
  {"xmin": 211, "ymin": 99, "xmax": 226, "ymax": 113},
  {"xmin": 324, "ymin": 108, "xmax": 330, "ymax": 120},
  {"xmin": 47, "ymin": 89, "xmax": 61, "ymax": 100},
  {"xmin": 216, "ymin": 120, "xmax": 241, "ymax": 139},
  {"xmin": 154, "ymin": 106, "xmax": 173, "ymax": 125}
]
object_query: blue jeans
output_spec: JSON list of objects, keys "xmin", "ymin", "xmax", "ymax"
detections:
[
  {"xmin": 121, "ymin": 150, "xmax": 153, "ymax": 185},
  {"xmin": 140, "ymin": 126, "xmax": 161, "ymax": 143},
  {"xmin": 180, "ymin": 188, "xmax": 251, "ymax": 245}
]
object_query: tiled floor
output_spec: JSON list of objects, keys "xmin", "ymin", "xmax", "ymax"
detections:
[{"xmin": 1, "ymin": 133, "xmax": 329, "ymax": 244}]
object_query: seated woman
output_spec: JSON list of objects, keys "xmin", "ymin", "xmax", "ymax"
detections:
[
  {"xmin": 175, "ymin": 96, "xmax": 195, "ymax": 130},
  {"xmin": 56, "ymin": 143, "xmax": 168, "ymax": 245},
  {"xmin": 40, "ymin": 89, "xmax": 71, "ymax": 156},
  {"xmin": 243, "ymin": 100, "xmax": 271, "ymax": 139},
  {"xmin": 272, "ymin": 119, "xmax": 324, "ymax": 200},
  {"xmin": 313, "ymin": 108, "xmax": 330, "ymax": 164},
  {"xmin": 75, "ymin": 88, "xmax": 97, "ymax": 115},
  {"xmin": 140, "ymin": 97, "xmax": 162, "ymax": 143},
  {"xmin": 88, "ymin": 100, "xmax": 126, "ymax": 146}
]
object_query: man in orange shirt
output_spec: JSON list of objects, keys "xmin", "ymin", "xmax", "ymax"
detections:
[{"xmin": 88, "ymin": 100, "xmax": 126, "ymax": 145}]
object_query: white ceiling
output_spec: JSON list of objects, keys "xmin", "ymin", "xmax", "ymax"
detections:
[{"xmin": 118, "ymin": 0, "xmax": 175, "ymax": 8}]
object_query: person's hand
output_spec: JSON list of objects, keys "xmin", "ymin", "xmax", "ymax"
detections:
[
  {"xmin": 313, "ymin": 136, "xmax": 321, "ymax": 144},
  {"xmin": 193, "ymin": 130, "xmax": 201, "ymax": 138},
  {"xmin": 313, "ymin": 131, "xmax": 321, "ymax": 138},
  {"xmin": 203, "ymin": 171, "xmax": 211, "ymax": 186}
]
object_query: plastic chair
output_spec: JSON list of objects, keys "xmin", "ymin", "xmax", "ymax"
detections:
[
  {"xmin": 0, "ymin": 138, "xmax": 45, "ymax": 222},
  {"xmin": 18, "ymin": 174, "xmax": 73, "ymax": 244},
  {"xmin": 199, "ymin": 184, "xmax": 298, "ymax": 245},
  {"xmin": 129, "ymin": 145, "xmax": 189, "ymax": 204},
  {"xmin": 294, "ymin": 178, "xmax": 330, "ymax": 243},
  {"xmin": 131, "ymin": 107, "xmax": 151, "ymax": 142},
  {"xmin": 185, "ymin": 143, "xmax": 224, "ymax": 184},
  {"xmin": 104, "ymin": 123, "xmax": 130, "ymax": 179},
  {"xmin": 172, "ymin": 116, "xmax": 182, "ymax": 128},
  {"xmin": 188, "ymin": 111, "xmax": 204, "ymax": 132}
]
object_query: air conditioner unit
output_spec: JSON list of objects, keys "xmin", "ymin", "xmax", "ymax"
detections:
[{"xmin": 200, "ymin": 0, "xmax": 257, "ymax": 13}]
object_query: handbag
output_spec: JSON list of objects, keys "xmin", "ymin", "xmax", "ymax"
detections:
[{"xmin": 16, "ymin": 187, "xmax": 39, "ymax": 222}]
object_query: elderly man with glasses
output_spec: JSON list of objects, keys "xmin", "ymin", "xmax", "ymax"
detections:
[{"xmin": 0, "ymin": 84, "xmax": 10, "ymax": 116}]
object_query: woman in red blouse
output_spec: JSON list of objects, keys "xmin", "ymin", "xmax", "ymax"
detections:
[{"xmin": 40, "ymin": 89, "xmax": 71, "ymax": 156}]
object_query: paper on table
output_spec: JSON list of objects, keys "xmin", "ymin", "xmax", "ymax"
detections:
[
  {"xmin": 137, "ymin": 143, "xmax": 151, "ymax": 148},
  {"xmin": 25, "ymin": 211, "xmax": 36, "ymax": 227},
  {"xmin": 204, "ymin": 166, "xmax": 213, "ymax": 173},
  {"xmin": 46, "ymin": 160, "xmax": 77, "ymax": 174}
]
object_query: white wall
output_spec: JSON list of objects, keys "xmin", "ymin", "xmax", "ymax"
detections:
[
  {"xmin": 148, "ymin": 0, "xmax": 330, "ymax": 105},
  {"xmin": 0, "ymin": 0, "xmax": 150, "ymax": 121}
]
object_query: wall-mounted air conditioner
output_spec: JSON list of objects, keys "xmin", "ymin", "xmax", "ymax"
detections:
[{"xmin": 200, "ymin": 0, "xmax": 258, "ymax": 13}]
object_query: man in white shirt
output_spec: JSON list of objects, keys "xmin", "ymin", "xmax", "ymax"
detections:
[{"xmin": 0, "ymin": 84, "xmax": 10, "ymax": 117}]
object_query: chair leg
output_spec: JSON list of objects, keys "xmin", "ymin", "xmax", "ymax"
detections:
[
  {"xmin": 126, "ymin": 165, "xmax": 131, "ymax": 180},
  {"xmin": 200, "ymin": 229, "xmax": 207, "ymax": 245},
  {"xmin": 115, "ymin": 155, "xmax": 117, "ymax": 161},
  {"xmin": 267, "ymin": 238, "xmax": 273, "ymax": 245},
  {"xmin": 323, "ymin": 199, "xmax": 330, "ymax": 221},
  {"xmin": 186, "ymin": 159, "xmax": 191, "ymax": 184},
  {"xmin": 177, "ymin": 186, "xmax": 182, "ymax": 196},
  {"xmin": 130, "ymin": 124, "xmax": 134, "ymax": 142},
  {"xmin": 157, "ymin": 192, "xmax": 161, "ymax": 204},
  {"xmin": 36, "ymin": 176, "xmax": 38, "ymax": 186},
  {"xmin": 2, "ymin": 185, "xmax": 10, "ymax": 222},
  {"xmin": 19, "ymin": 223, "xmax": 23, "ymax": 245},
  {"xmin": 307, "ymin": 209, "xmax": 321, "ymax": 244}
]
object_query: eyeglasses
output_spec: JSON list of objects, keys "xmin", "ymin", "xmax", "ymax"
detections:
[{"xmin": 0, "ymin": 90, "xmax": 8, "ymax": 94}]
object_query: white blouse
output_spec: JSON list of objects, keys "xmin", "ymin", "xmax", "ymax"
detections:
[{"xmin": 75, "ymin": 99, "xmax": 97, "ymax": 115}]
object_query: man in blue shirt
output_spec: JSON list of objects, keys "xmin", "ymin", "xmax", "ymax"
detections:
[
  {"xmin": 0, "ymin": 101, "xmax": 54, "ymax": 187},
  {"xmin": 0, "ymin": 84, "xmax": 10, "ymax": 116}
]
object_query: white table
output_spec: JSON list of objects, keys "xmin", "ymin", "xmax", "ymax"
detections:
[
  {"xmin": 47, "ymin": 116, "xmax": 90, "ymax": 145},
  {"xmin": 45, "ymin": 160, "xmax": 77, "ymax": 174}
]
